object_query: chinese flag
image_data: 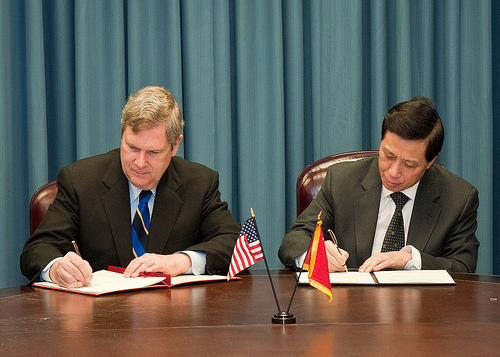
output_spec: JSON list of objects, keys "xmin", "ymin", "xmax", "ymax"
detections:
[{"xmin": 303, "ymin": 218, "xmax": 332, "ymax": 302}]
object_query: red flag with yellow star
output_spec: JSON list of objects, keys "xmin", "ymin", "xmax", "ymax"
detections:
[{"xmin": 303, "ymin": 217, "xmax": 332, "ymax": 302}]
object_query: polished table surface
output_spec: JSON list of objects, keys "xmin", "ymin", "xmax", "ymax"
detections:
[{"xmin": 1, "ymin": 270, "xmax": 500, "ymax": 356}]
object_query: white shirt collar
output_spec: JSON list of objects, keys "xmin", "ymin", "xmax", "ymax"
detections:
[
  {"xmin": 128, "ymin": 182, "xmax": 157, "ymax": 203},
  {"xmin": 381, "ymin": 181, "xmax": 420, "ymax": 201}
]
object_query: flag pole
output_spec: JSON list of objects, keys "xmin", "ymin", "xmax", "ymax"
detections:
[
  {"xmin": 284, "ymin": 211, "xmax": 322, "ymax": 314},
  {"xmin": 251, "ymin": 208, "xmax": 296, "ymax": 324}
]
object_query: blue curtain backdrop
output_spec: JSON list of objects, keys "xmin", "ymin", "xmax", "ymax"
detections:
[{"xmin": 0, "ymin": 0, "xmax": 497, "ymax": 288}]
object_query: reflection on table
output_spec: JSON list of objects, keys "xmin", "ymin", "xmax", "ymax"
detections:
[{"xmin": 1, "ymin": 270, "xmax": 500, "ymax": 356}]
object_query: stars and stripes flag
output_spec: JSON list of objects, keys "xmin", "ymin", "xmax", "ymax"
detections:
[
  {"xmin": 303, "ymin": 217, "xmax": 332, "ymax": 302},
  {"xmin": 227, "ymin": 218, "xmax": 263, "ymax": 280}
]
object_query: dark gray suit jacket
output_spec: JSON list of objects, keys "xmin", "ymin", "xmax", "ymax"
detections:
[
  {"xmin": 21, "ymin": 149, "xmax": 241, "ymax": 282},
  {"xmin": 279, "ymin": 156, "xmax": 479, "ymax": 272}
]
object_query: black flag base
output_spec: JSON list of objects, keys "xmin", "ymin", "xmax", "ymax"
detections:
[{"xmin": 272, "ymin": 311, "xmax": 296, "ymax": 324}]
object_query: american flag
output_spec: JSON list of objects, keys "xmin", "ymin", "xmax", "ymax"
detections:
[{"xmin": 227, "ymin": 218, "xmax": 263, "ymax": 280}]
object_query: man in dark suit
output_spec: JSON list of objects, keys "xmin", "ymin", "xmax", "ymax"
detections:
[
  {"xmin": 21, "ymin": 86, "xmax": 241, "ymax": 287},
  {"xmin": 279, "ymin": 96, "xmax": 479, "ymax": 273}
]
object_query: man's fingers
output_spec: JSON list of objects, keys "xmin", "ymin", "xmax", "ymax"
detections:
[
  {"xmin": 50, "ymin": 252, "xmax": 93, "ymax": 287},
  {"xmin": 125, "ymin": 253, "xmax": 191, "ymax": 277},
  {"xmin": 65, "ymin": 253, "xmax": 93, "ymax": 284},
  {"xmin": 359, "ymin": 251, "xmax": 412, "ymax": 272},
  {"xmin": 325, "ymin": 241, "xmax": 349, "ymax": 271},
  {"xmin": 325, "ymin": 241, "xmax": 348, "ymax": 261},
  {"xmin": 123, "ymin": 254, "xmax": 156, "ymax": 277},
  {"xmin": 144, "ymin": 253, "xmax": 191, "ymax": 276}
]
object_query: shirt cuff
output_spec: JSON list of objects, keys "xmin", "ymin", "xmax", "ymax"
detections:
[
  {"xmin": 294, "ymin": 252, "xmax": 307, "ymax": 270},
  {"xmin": 40, "ymin": 257, "xmax": 63, "ymax": 282},
  {"xmin": 402, "ymin": 245, "xmax": 421, "ymax": 270},
  {"xmin": 180, "ymin": 251, "xmax": 206, "ymax": 275}
]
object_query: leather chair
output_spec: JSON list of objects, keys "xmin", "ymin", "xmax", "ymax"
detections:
[
  {"xmin": 296, "ymin": 150, "xmax": 379, "ymax": 216},
  {"xmin": 29, "ymin": 181, "xmax": 58, "ymax": 235}
]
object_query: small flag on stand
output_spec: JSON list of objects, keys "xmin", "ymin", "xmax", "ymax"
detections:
[
  {"xmin": 227, "ymin": 217, "xmax": 263, "ymax": 280},
  {"xmin": 230, "ymin": 209, "xmax": 294, "ymax": 324},
  {"xmin": 303, "ymin": 212, "xmax": 332, "ymax": 302}
]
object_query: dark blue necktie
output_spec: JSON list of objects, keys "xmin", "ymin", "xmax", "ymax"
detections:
[
  {"xmin": 132, "ymin": 190, "xmax": 152, "ymax": 257},
  {"xmin": 381, "ymin": 192, "xmax": 409, "ymax": 252}
]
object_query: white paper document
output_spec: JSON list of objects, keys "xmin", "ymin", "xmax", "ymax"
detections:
[
  {"xmin": 34, "ymin": 270, "xmax": 168, "ymax": 295},
  {"xmin": 33, "ymin": 270, "xmax": 232, "ymax": 296},
  {"xmin": 298, "ymin": 270, "xmax": 455, "ymax": 285},
  {"xmin": 372, "ymin": 270, "xmax": 455, "ymax": 285}
]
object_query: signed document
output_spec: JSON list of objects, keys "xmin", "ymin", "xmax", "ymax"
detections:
[
  {"xmin": 33, "ymin": 270, "xmax": 233, "ymax": 296},
  {"xmin": 298, "ymin": 270, "xmax": 455, "ymax": 285}
]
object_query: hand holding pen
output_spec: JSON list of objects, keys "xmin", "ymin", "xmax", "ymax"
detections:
[
  {"xmin": 326, "ymin": 229, "xmax": 349, "ymax": 272},
  {"xmin": 48, "ymin": 241, "xmax": 93, "ymax": 288}
]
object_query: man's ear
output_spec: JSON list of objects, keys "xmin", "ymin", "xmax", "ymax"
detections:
[
  {"xmin": 426, "ymin": 153, "xmax": 440, "ymax": 169},
  {"xmin": 171, "ymin": 135, "xmax": 183, "ymax": 156}
]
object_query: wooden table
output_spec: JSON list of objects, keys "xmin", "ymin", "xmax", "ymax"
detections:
[{"xmin": 1, "ymin": 270, "xmax": 500, "ymax": 356}]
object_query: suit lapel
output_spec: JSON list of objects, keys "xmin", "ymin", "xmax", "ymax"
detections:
[
  {"xmin": 147, "ymin": 160, "xmax": 183, "ymax": 254},
  {"xmin": 101, "ymin": 156, "xmax": 135, "ymax": 266},
  {"xmin": 354, "ymin": 159, "xmax": 383, "ymax": 265},
  {"xmin": 407, "ymin": 168, "xmax": 440, "ymax": 249}
]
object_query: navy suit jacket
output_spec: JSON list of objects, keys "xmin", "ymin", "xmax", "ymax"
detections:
[
  {"xmin": 21, "ymin": 149, "xmax": 241, "ymax": 281},
  {"xmin": 279, "ymin": 156, "xmax": 479, "ymax": 272}
]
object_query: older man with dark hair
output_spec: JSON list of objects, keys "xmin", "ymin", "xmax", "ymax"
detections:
[{"xmin": 279, "ymin": 96, "xmax": 479, "ymax": 273}]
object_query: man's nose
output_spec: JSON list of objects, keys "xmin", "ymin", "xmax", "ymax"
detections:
[
  {"xmin": 135, "ymin": 151, "xmax": 147, "ymax": 167},
  {"xmin": 388, "ymin": 162, "xmax": 402, "ymax": 177}
]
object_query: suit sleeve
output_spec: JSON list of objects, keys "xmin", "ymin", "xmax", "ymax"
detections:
[
  {"xmin": 184, "ymin": 171, "xmax": 241, "ymax": 275},
  {"xmin": 20, "ymin": 167, "xmax": 80, "ymax": 282},
  {"xmin": 420, "ymin": 186, "xmax": 479, "ymax": 273},
  {"xmin": 279, "ymin": 168, "xmax": 338, "ymax": 270}
]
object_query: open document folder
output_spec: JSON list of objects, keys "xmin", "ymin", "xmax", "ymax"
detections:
[
  {"xmin": 297, "ymin": 270, "xmax": 456, "ymax": 285},
  {"xmin": 33, "ymin": 269, "xmax": 234, "ymax": 296}
]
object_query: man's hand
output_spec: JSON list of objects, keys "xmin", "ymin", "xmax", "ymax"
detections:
[
  {"xmin": 123, "ymin": 253, "xmax": 191, "ymax": 278},
  {"xmin": 49, "ymin": 252, "xmax": 93, "ymax": 288},
  {"xmin": 325, "ymin": 240, "xmax": 349, "ymax": 272},
  {"xmin": 358, "ymin": 251, "xmax": 412, "ymax": 272}
]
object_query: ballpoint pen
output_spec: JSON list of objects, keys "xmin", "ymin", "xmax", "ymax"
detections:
[
  {"xmin": 327, "ymin": 229, "xmax": 349, "ymax": 272},
  {"xmin": 71, "ymin": 240, "xmax": 81, "ymax": 257},
  {"xmin": 72, "ymin": 240, "xmax": 92, "ymax": 285}
]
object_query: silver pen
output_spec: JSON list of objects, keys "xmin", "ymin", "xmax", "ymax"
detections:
[{"xmin": 327, "ymin": 229, "xmax": 348, "ymax": 272}]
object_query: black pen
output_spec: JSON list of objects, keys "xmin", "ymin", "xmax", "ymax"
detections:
[{"xmin": 327, "ymin": 229, "xmax": 348, "ymax": 272}]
